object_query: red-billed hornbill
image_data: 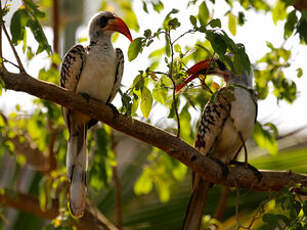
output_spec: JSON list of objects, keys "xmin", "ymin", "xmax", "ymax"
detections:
[
  {"xmin": 60, "ymin": 11, "xmax": 132, "ymax": 217},
  {"xmin": 177, "ymin": 59, "xmax": 258, "ymax": 230}
]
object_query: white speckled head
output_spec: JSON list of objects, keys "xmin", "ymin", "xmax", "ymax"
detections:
[{"xmin": 88, "ymin": 11, "xmax": 132, "ymax": 43}]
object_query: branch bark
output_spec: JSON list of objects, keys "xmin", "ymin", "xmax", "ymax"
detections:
[
  {"xmin": 294, "ymin": 0, "xmax": 307, "ymax": 11},
  {"xmin": 0, "ymin": 189, "xmax": 118, "ymax": 230},
  {"xmin": 1, "ymin": 70, "xmax": 307, "ymax": 193}
]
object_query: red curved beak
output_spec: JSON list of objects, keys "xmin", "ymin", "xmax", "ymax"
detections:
[
  {"xmin": 105, "ymin": 16, "xmax": 133, "ymax": 42},
  {"xmin": 176, "ymin": 59, "xmax": 212, "ymax": 93}
]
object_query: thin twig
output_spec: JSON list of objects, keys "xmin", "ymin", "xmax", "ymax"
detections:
[
  {"xmin": 111, "ymin": 132, "xmax": 122, "ymax": 230},
  {"xmin": 172, "ymin": 29, "xmax": 195, "ymax": 45},
  {"xmin": 2, "ymin": 25, "xmax": 26, "ymax": 73},
  {"xmin": 235, "ymin": 186, "xmax": 262, "ymax": 230},
  {"xmin": 2, "ymin": 57, "xmax": 20, "ymax": 69},
  {"xmin": 150, "ymin": 71, "xmax": 168, "ymax": 76},
  {"xmin": 166, "ymin": 28, "xmax": 180, "ymax": 137}
]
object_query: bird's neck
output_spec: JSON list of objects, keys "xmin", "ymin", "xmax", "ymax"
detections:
[
  {"xmin": 228, "ymin": 71, "xmax": 253, "ymax": 88},
  {"xmin": 90, "ymin": 33, "xmax": 113, "ymax": 49}
]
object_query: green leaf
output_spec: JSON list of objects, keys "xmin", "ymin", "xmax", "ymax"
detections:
[
  {"xmin": 119, "ymin": 1, "xmax": 139, "ymax": 31},
  {"xmin": 140, "ymin": 87, "xmax": 153, "ymax": 119},
  {"xmin": 206, "ymin": 31, "xmax": 227, "ymax": 56},
  {"xmin": 144, "ymin": 29, "xmax": 152, "ymax": 38},
  {"xmin": 228, "ymin": 12, "xmax": 237, "ymax": 36},
  {"xmin": 163, "ymin": 8, "xmax": 179, "ymax": 29},
  {"xmin": 296, "ymin": 68, "xmax": 303, "ymax": 78},
  {"xmin": 234, "ymin": 43, "xmax": 251, "ymax": 74},
  {"xmin": 238, "ymin": 11, "xmax": 245, "ymax": 25},
  {"xmin": 253, "ymin": 122, "xmax": 278, "ymax": 155},
  {"xmin": 152, "ymin": 1, "xmax": 164, "ymax": 13},
  {"xmin": 272, "ymin": 0, "xmax": 287, "ymax": 25},
  {"xmin": 0, "ymin": 76, "xmax": 4, "ymax": 96},
  {"xmin": 297, "ymin": 16, "xmax": 307, "ymax": 43},
  {"xmin": 10, "ymin": 9, "xmax": 30, "ymax": 45},
  {"xmin": 142, "ymin": 0, "xmax": 149, "ymax": 13},
  {"xmin": 24, "ymin": 0, "xmax": 46, "ymax": 18},
  {"xmin": 174, "ymin": 44, "xmax": 181, "ymax": 53},
  {"xmin": 134, "ymin": 168, "xmax": 153, "ymax": 195},
  {"xmin": 27, "ymin": 19, "xmax": 52, "ymax": 54},
  {"xmin": 128, "ymin": 37, "xmax": 143, "ymax": 61},
  {"xmin": 120, "ymin": 91, "xmax": 133, "ymax": 116},
  {"xmin": 264, "ymin": 122, "xmax": 279, "ymax": 137},
  {"xmin": 149, "ymin": 47, "xmax": 165, "ymax": 58},
  {"xmin": 198, "ymin": 1, "xmax": 209, "ymax": 26},
  {"xmin": 190, "ymin": 15, "xmax": 197, "ymax": 27},
  {"xmin": 168, "ymin": 18, "xmax": 181, "ymax": 30},
  {"xmin": 208, "ymin": 18, "xmax": 221, "ymax": 28},
  {"xmin": 152, "ymin": 86, "xmax": 168, "ymax": 105},
  {"xmin": 22, "ymin": 29, "xmax": 27, "ymax": 53},
  {"xmin": 284, "ymin": 10, "xmax": 297, "ymax": 39}
]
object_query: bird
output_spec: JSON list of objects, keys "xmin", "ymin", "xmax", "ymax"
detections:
[
  {"xmin": 60, "ymin": 11, "xmax": 132, "ymax": 218},
  {"xmin": 176, "ymin": 58, "xmax": 258, "ymax": 230}
]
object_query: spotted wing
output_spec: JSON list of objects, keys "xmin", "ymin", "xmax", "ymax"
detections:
[
  {"xmin": 195, "ymin": 88, "xmax": 232, "ymax": 156},
  {"xmin": 107, "ymin": 48, "xmax": 124, "ymax": 103},
  {"xmin": 60, "ymin": 44, "xmax": 86, "ymax": 91},
  {"xmin": 60, "ymin": 45, "xmax": 86, "ymax": 128}
]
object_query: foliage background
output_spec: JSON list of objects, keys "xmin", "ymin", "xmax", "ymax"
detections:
[{"xmin": 0, "ymin": 0, "xmax": 307, "ymax": 229}]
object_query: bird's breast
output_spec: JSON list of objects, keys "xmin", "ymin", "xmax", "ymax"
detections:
[
  {"xmin": 213, "ymin": 87, "xmax": 257, "ymax": 162},
  {"xmin": 77, "ymin": 47, "xmax": 116, "ymax": 101}
]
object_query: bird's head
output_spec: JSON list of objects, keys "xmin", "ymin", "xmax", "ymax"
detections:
[
  {"xmin": 89, "ymin": 11, "xmax": 133, "ymax": 43},
  {"xmin": 176, "ymin": 58, "xmax": 252, "ymax": 92}
]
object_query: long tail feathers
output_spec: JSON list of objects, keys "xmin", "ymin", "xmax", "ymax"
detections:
[
  {"xmin": 66, "ymin": 123, "xmax": 88, "ymax": 218},
  {"xmin": 182, "ymin": 179, "xmax": 211, "ymax": 230}
]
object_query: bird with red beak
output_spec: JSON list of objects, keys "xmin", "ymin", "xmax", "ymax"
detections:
[
  {"xmin": 178, "ymin": 59, "xmax": 258, "ymax": 230},
  {"xmin": 60, "ymin": 11, "xmax": 132, "ymax": 218}
]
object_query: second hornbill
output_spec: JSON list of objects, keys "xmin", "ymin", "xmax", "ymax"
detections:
[{"xmin": 177, "ymin": 59, "xmax": 258, "ymax": 230}]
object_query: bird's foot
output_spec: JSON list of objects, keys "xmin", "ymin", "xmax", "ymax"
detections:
[
  {"xmin": 107, "ymin": 102, "xmax": 119, "ymax": 119},
  {"xmin": 79, "ymin": 92, "xmax": 91, "ymax": 102},
  {"xmin": 208, "ymin": 155, "xmax": 229, "ymax": 178},
  {"xmin": 229, "ymin": 160, "xmax": 262, "ymax": 182}
]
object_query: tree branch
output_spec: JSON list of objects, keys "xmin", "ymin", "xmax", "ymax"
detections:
[
  {"xmin": 0, "ymin": 189, "xmax": 118, "ymax": 230},
  {"xmin": 294, "ymin": 0, "xmax": 307, "ymax": 11},
  {"xmin": 1, "ymin": 70, "xmax": 307, "ymax": 192}
]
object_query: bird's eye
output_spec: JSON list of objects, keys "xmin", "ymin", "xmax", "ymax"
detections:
[{"xmin": 99, "ymin": 16, "xmax": 108, "ymax": 28}]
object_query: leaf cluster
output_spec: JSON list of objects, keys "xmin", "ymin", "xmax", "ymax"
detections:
[{"xmin": 9, "ymin": 0, "xmax": 51, "ymax": 55}]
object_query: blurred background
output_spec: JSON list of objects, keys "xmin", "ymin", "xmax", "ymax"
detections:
[{"xmin": 0, "ymin": 0, "xmax": 307, "ymax": 229}]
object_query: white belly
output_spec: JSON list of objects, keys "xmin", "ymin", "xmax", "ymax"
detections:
[
  {"xmin": 77, "ymin": 47, "xmax": 116, "ymax": 101},
  {"xmin": 214, "ymin": 87, "xmax": 256, "ymax": 162}
]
